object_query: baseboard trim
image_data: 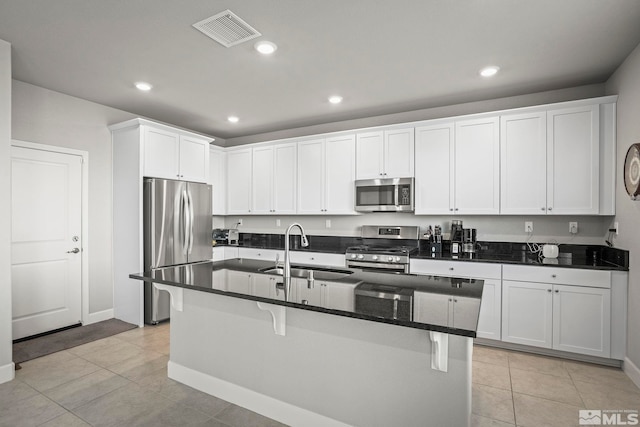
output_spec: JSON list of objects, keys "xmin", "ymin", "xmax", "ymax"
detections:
[
  {"xmin": 168, "ymin": 361, "xmax": 351, "ymax": 427},
  {"xmin": 624, "ymin": 357, "xmax": 640, "ymax": 389},
  {"xmin": 85, "ymin": 309, "xmax": 114, "ymax": 325},
  {"xmin": 0, "ymin": 362, "xmax": 15, "ymax": 384}
]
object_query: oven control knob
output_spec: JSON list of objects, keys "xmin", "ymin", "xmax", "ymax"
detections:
[
  {"xmin": 357, "ymin": 254, "xmax": 365, "ymax": 260},
  {"xmin": 388, "ymin": 256, "xmax": 394, "ymax": 262},
  {"xmin": 394, "ymin": 256, "xmax": 401, "ymax": 262},
  {"xmin": 350, "ymin": 254, "xmax": 357, "ymax": 259},
  {"xmin": 372, "ymin": 255, "xmax": 378, "ymax": 261}
]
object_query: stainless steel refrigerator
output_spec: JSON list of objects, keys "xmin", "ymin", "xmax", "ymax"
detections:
[{"xmin": 143, "ymin": 178, "xmax": 212, "ymax": 324}]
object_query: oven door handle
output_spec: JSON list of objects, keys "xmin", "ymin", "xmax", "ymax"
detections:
[{"xmin": 346, "ymin": 260, "xmax": 408, "ymax": 271}]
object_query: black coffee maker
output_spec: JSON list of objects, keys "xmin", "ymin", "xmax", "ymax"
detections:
[{"xmin": 450, "ymin": 220, "xmax": 464, "ymax": 254}]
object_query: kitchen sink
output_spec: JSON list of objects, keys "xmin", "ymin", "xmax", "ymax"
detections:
[{"xmin": 259, "ymin": 265, "xmax": 353, "ymax": 281}]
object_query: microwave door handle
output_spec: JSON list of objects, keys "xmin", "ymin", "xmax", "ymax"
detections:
[{"xmin": 394, "ymin": 185, "xmax": 399, "ymax": 206}]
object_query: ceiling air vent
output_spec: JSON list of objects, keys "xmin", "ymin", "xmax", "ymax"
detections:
[{"xmin": 192, "ymin": 9, "xmax": 261, "ymax": 48}]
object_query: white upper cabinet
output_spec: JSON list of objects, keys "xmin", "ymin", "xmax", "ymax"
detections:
[
  {"xmin": 209, "ymin": 147, "xmax": 226, "ymax": 215},
  {"xmin": 251, "ymin": 142, "xmax": 297, "ymax": 214},
  {"xmin": 500, "ymin": 112, "xmax": 547, "ymax": 214},
  {"xmin": 414, "ymin": 122, "xmax": 454, "ymax": 215},
  {"xmin": 226, "ymin": 148, "xmax": 252, "ymax": 214},
  {"xmin": 547, "ymin": 105, "xmax": 599, "ymax": 214},
  {"xmin": 455, "ymin": 117, "xmax": 500, "ymax": 214},
  {"xmin": 501, "ymin": 105, "xmax": 601, "ymax": 215},
  {"xmin": 356, "ymin": 127, "xmax": 414, "ymax": 179},
  {"xmin": 415, "ymin": 117, "xmax": 499, "ymax": 215},
  {"xmin": 143, "ymin": 126, "xmax": 210, "ymax": 183},
  {"xmin": 298, "ymin": 134, "xmax": 356, "ymax": 214}
]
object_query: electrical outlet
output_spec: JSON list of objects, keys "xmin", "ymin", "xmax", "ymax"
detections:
[
  {"xmin": 326, "ymin": 219, "xmax": 331, "ymax": 228},
  {"xmin": 276, "ymin": 219, "xmax": 281, "ymax": 227},
  {"xmin": 569, "ymin": 221, "xmax": 578, "ymax": 234},
  {"xmin": 614, "ymin": 222, "xmax": 619, "ymax": 235},
  {"xmin": 237, "ymin": 218, "xmax": 243, "ymax": 226},
  {"xmin": 525, "ymin": 221, "xmax": 533, "ymax": 233}
]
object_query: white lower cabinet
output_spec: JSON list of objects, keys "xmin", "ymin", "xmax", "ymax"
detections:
[
  {"xmin": 410, "ymin": 259, "xmax": 502, "ymax": 339},
  {"xmin": 502, "ymin": 265, "xmax": 611, "ymax": 358},
  {"xmin": 413, "ymin": 293, "xmax": 478, "ymax": 331}
]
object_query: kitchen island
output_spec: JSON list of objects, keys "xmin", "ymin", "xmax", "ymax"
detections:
[{"xmin": 130, "ymin": 259, "xmax": 484, "ymax": 427}]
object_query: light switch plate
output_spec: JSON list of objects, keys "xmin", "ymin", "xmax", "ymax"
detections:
[{"xmin": 525, "ymin": 222, "xmax": 533, "ymax": 233}]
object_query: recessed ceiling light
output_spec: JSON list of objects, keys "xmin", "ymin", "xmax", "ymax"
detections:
[
  {"xmin": 479, "ymin": 66, "xmax": 500, "ymax": 78},
  {"xmin": 227, "ymin": 116, "xmax": 239, "ymax": 123},
  {"xmin": 328, "ymin": 95, "xmax": 343, "ymax": 104},
  {"xmin": 254, "ymin": 41, "xmax": 277, "ymax": 55},
  {"xmin": 135, "ymin": 81, "xmax": 153, "ymax": 91}
]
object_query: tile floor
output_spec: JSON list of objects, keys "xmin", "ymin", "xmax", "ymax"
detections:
[{"xmin": 2, "ymin": 326, "xmax": 640, "ymax": 427}]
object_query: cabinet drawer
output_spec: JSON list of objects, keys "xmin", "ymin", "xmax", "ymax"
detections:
[
  {"xmin": 289, "ymin": 251, "xmax": 345, "ymax": 268},
  {"xmin": 503, "ymin": 265, "xmax": 611, "ymax": 288},
  {"xmin": 238, "ymin": 247, "xmax": 282, "ymax": 261},
  {"xmin": 410, "ymin": 259, "xmax": 501, "ymax": 279}
]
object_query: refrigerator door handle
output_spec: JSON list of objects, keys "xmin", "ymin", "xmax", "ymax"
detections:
[
  {"xmin": 182, "ymin": 190, "xmax": 190, "ymax": 256},
  {"xmin": 187, "ymin": 189, "xmax": 195, "ymax": 255}
]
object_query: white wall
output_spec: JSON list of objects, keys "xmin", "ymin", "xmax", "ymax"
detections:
[
  {"xmin": 0, "ymin": 39, "xmax": 14, "ymax": 383},
  {"xmin": 11, "ymin": 81, "xmax": 136, "ymax": 315},
  {"xmin": 606, "ymin": 41, "xmax": 640, "ymax": 374}
]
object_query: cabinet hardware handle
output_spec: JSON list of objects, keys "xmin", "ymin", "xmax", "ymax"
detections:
[
  {"xmin": 449, "ymin": 267, "xmax": 454, "ymax": 271},
  {"xmin": 548, "ymin": 207, "xmax": 552, "ymax": 211},
  {"xmin": 555, "ymin": 290, "xmax": 559, "ymax": 293},
  {"xmin": 541, "ymin": 207, "xmax": 545, "ymax": 211},
  {"xmin": 552, "ymin": 274, "xmax": 556, "ymax": 278},
  {"xmin": 449, "ymin": 208, "xmax": 453, "ymax": 211},
  {"xmin": 455, "ymin": 208, "xmax": 458, "ymax": 211},
  {"xmin": 453, "ymin": 299, "xmax": 458, "ymax": 303},
  {"xmin": 547, "ymin": 289, "xmax": 552, "ymax": 292},
  {"xmin": 449, "ymin": 298, "xmax": 452, "ymax": 301}
]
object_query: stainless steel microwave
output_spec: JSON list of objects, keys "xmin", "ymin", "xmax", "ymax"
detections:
[{"xmin": 354, "ymin": 177, "xmax": 414, "ymax": 212}]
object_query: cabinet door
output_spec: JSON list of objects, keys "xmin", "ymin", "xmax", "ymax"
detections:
[
  {"xmin": 384, "ymin": 128, "xmax": 414, "ymax": 178},
  {"xmin": 414, "ymin": 292, "xmax": 450, "ymax": 325},
  {"xmin": 476, "ymin": 278, "xmax": 502, "ymax": 340},
  {"xmin": 502, "ymin": 280, "xmax": 552, "ymax": 348},
  {"xmin": 414, "ymin": 123, "xmax": 454, "ymax": 214},
  {"xmin": 297, "ymin": 139, "xmax": 325, "ymax": 214},
  {"xmin": 454, "ymin": 117, "xmax": 500, "ymax": 214},
  {"xmin": 547, "ymin": 105, "xmax": 599, "ymax": 214},
  {"xmin": 553, "ymin": 285, "xmax": 610, "ymax": 357},
  {"xmin": 273, "ymin": 143, "xmax": 297, "ymax": 214},
  {"xmin": 212, "ymin": 247, "xmax": 225, "ymax": 261},
  {"xmin": 226, "ymin": 149, "xmax": 252, "ymax": 214},
  {"xmin": 251, "ymin": 146, "xmax": 273, "ymax": 214},
  {"xmin": 251, "ymin": 274, "xmax": 273, "ymax": 299},
  {"xmin": 322, "ymin": 281, "xmax": 355, "ymax": 311},
  {"xmin": 143, "ymin": 126, "xmax": 180, "ymax": 179},
  {"xmin": 179, "ymin": 136, "xmax": 209, "ymax": 183},
  {"xmin": 356, "ymin": 131, "xmax": 384, "ymax": 179},
  {"xmin": 209, "ymin": 148, "xmax": 226, "ymax": 214},
  {"xmin": 500, "ymin": 112, "xmax": 547, "ymax": 214},
  {"xmin": 452, "ymin": 297, "xmax": 481, "ymax": 331},
  {"xmin": 225, "ymin": 270, "xmax": 252, "ymax": 294},
  {"xmin": 325, "ymin": 134, "xmax": 356, "ymax": 214}
]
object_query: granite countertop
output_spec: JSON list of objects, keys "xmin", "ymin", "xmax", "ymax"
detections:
[
  {"xmin": 130, "ymin": 259, "xmax": 484, "ymax": 338},
  {"xmin": 222, "ymin": 233, "xmax": 629, "ymax": 272}
]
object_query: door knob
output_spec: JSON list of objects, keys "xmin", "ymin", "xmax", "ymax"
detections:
[{"xmin": 67, "ymin": 248, "xmax": 80, "ymax": 254}]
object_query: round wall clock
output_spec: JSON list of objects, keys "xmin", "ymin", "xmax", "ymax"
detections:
[{"xmin": 624, "ymin": 143, "xmax": 640, "ymax": 199}]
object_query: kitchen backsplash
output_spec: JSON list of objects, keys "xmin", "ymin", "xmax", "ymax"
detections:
[{"xmin": 222, "ymin": 214, "xmax": 615, "ymax": 247}]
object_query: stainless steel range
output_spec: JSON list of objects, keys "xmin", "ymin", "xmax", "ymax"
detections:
[{"xmin": 345, "ymin": 225, "xmax": 419, "ymax": 273}]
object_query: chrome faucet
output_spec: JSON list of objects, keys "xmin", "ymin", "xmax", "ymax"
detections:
[{"xmin": 283, "ymin": 223, "xmax": 309, "ymax": 301}]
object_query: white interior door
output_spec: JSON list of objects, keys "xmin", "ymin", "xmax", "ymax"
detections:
[{"xmin": 11, "ymin": 146, "xmax": 83, "ymax": 340}]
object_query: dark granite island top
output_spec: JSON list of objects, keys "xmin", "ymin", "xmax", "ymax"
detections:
[
  {"xmin": 130, "ymin": 259, "xmax": 481, "ymax": 426},
  {"xmin": 130, "ymin": 258, "xmax": 484, "ymax": 338}
]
